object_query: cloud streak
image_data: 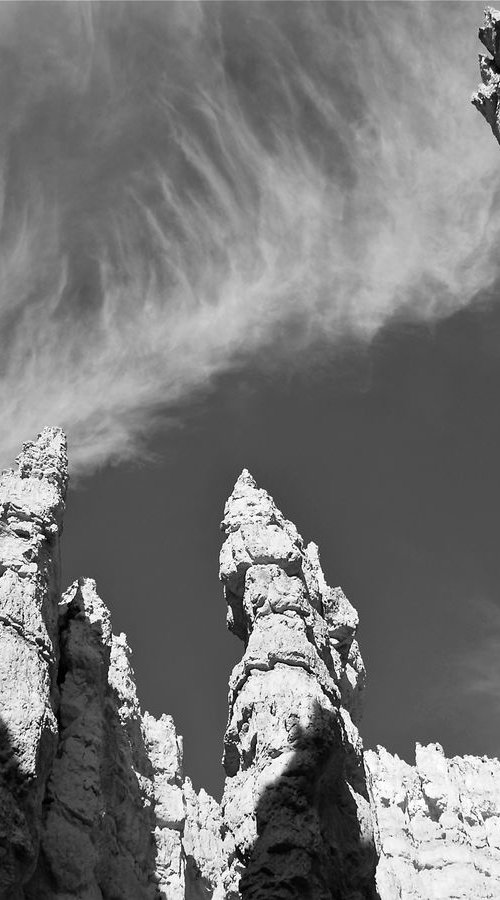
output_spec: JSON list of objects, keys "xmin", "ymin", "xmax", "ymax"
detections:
[{"xmin": 0, "ymin": 1, "xmax": 498, "ymax": 474}]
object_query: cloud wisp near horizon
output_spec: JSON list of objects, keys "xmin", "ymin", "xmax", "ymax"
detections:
[{"xmin": 0, "ymin": 1, "xmax": 499, "ymax": 475}]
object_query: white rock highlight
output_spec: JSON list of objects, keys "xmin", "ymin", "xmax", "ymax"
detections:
[
  {"xmin": 218, "ymin": 469, "xmax": 377, "ymax": 899},
  {"xmin": 366, "ymin": 744, "xmax": 500, "ymax": 899},
  {"xmin": 2, "ymin": 430, "xmax": 500, "ymax": 897}
]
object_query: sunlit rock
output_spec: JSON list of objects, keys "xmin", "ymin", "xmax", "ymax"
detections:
[
  {"xmin": 219, "ymin": 469, "xmax": 377, "ymax": 899},
  {"xmin": 366, "ymin": 743, "xmax": 500, "ymax": 899},
  {"xmin": 0, "ymin": 428, "xmax": 67, "ymax": 894},
  {"xmin": 3, "ymin": 418, "xmax": 500, "ymax": 898}
]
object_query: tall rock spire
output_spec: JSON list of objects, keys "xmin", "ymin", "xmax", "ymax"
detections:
[
  {"xmin": 0, "ymin": 427, "xmax": 68, "ymax": 892},
  {"xmin": 218, "ymin": 470, "xmax": 377, "ymax": 899}
]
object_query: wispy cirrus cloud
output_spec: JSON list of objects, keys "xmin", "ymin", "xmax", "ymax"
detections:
[{"xmin": 0, "ymin": 1, "xmax": 498, "ymax": 475}]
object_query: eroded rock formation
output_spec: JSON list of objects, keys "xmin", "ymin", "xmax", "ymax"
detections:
[
  {"xmin": 472, "ymin": 7, "xmax": 500, "ymax": 142},
  {"xmin": 218, "ymin": 470, "xmax": 377, "ymax": 899},
  {"xmin": 0, "ymin": 430, "xmax": 223, "ymax": 900},
  {"xmin": 3, "ymin": 431, "xmax": 500, "ymax": 899},
  {"xmin": 0, "ymin": 428, "xmax": 67, "ymax": 896},
  {"xmin": 366, "ymin": 744, "xmax": 500, "ymax": 899}
]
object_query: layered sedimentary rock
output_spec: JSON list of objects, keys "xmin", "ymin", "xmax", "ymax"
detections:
[
  {"xmin": 3, "ymin": 430, "xmax": 500, "ymax": 900},
  {"xmin": 4, "ymin": 433, "xmax": 500, "ymax": 900},
  {"xmin": 366, "ymin": 744, "xmax": 500, "ymax": 899},
  {"xmin": 0, "ymin": 428, "xmax": 67, "ymax": 895},
  {"xmin": 218, "ymin": 469, "xmax": 378, "ymax": 899},
  {"xmin": 0, "ymin": 430, "xmax": 222, "ymax": 899},
  {"xmin": 5, "ymin": 8, "xmax": 500, "ymax": 899},
  {"xmin": 28, "ymin": 578, "xmax": 160, "ymax": 898}
]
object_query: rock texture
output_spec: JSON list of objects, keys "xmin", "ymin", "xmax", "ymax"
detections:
[
  {"xmin": 0, "ymin": 430, "xmax": 222, "ymax": 900},
  {"xmin": 366, "ymin": 744, "xmax": 500, "ymax": 899},
  {"xmin": 472, "ymin": 7, "xmax": 500, "ymax": 142},
  {"xmin": 0, "ymin": 428, "xmax": 67, "ymax": 896},
  {"xmin": 3, "ymin": 427, "xmax": 500, "ymax": 900},
  {"xmin": 28, "ymin": 579, "xmax": 159, "ymax": 899},
  {"xmin": 218, "ymin": 469, "xmax": 377, "ymax": 899}
]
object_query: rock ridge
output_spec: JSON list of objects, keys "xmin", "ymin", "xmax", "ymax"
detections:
[
  {"xmin": 3, "ymin": 434, "xmax": 500, "ymax": 898},
  {"xmin": 218, "ymin": 468, "xmax": 377, "ymax": 899}
]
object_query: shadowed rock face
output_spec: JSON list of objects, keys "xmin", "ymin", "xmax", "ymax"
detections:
[
  {"xmin": 218, "ymin": 469, "xmax": 378, "ymax": 899},
  {"xmin": 366, "ymin": 744, "xmax": 500, "ymax": 899},
  {"xmin": 472, "ymin": 7, "xmax": 500, "ymax": 143},
  {"xmin": 0, "ymin": 430, "xmax": 225, "ymax": 900}
]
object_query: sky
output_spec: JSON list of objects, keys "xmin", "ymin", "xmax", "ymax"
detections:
[{"xmin": 2, "ymin": 1, "xmax": 500, "ymax": 798}]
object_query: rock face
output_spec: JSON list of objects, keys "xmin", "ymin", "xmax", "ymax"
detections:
[
  {"xmin": 218, "ymin": 469, "xmax": 377, "ymax": 899},
  {"xmin": 0, "ymin": 428, "xmax": 67, "ymax": 896},
  {"xmin": 0, "ymin": 430, "xmax": 223, "ymax": 900},
  {"xmin": 472, "ymin": 7, "xmax": 500, "ymax": 143},
  {"xmin": 366, "ymin": 744, "xmax": 500, "ymax": 899},
  {"xmin": 2, "ymin": 429, "xmax": 500, "ymax": 900},
  {"xmin": 2, "ymin": 12, "xmax": 500, "ymax": 899},
  {"xmin": 28, "ymin": 579, "xmax": 160, "ymax": 899}
]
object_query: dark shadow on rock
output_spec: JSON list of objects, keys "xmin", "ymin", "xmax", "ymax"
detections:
[
  {"xmin": 238, "ymin": 700, "xmax": 380, "ymax": 900},
  {"xmin": 0, "ymin": 714, "xmax": 43, "ymax": 898},
  {"xmin": 185, "ymin": 853, "xmax": 215, "ymax": 900},
  {"xmin": 20, "ymin": 584, "xmax": 161, "ymax": 900}
]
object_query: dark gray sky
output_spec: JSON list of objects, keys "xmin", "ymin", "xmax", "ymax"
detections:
[{"xmin": 2, "ymin": 1, "xmax": 500, "ymax": 798}]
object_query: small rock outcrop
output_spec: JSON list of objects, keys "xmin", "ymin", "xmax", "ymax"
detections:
[
  {"xmin": 366, "ymin": 744, "xmax": 500, "ymax": 899},
  {"xmin": 472, "ymin": 7, "xmax": 500, "ymax": 143},
  {"xmin": 218, "ymin": 469, "xmax": 378, "ymax": 899},
  {"xmin": 0, "ymin": 428, "xmax": 67, "ymax": 895}
]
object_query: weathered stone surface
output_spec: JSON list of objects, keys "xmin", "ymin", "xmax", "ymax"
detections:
[
  {"xmin": 472, "ymin": 7, "xmax": 500, "ymax": 143},
  {"xmin": 0, "ymin": 431, "xmax": 227, "ymax": 900},
  {"xmin": 0, "ymin": 428, "xmax": 67, "ymax": 895},
  {"xmin": 219, "ymin": 469, "xmax": 377, "ymax": 900},
  {"xmin": 4, "ymin": 426, "xmax": 500, "ymax": 899},
  {"xmin": 183, "ymin": 777, "xmax": 225, "ymax": 899},
  {"xmin": 25, "ymin": 579, "xmax": 158, "ymax": 899},
  {"xmin": 366, "ymin": 743, "xmax": 500, "ymax": 899},
  {"xmin": 143, "ymin": 711, "xmax": 186, "ymax": 899}
]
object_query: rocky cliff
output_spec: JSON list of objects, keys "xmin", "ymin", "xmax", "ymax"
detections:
[
  {"xmin": 2, "ymin": 429, "xmax": 500, "ymax": 899},
  {"xmin": 472, "ymin": 6, "xmax": 500, "ymax": 142}
]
